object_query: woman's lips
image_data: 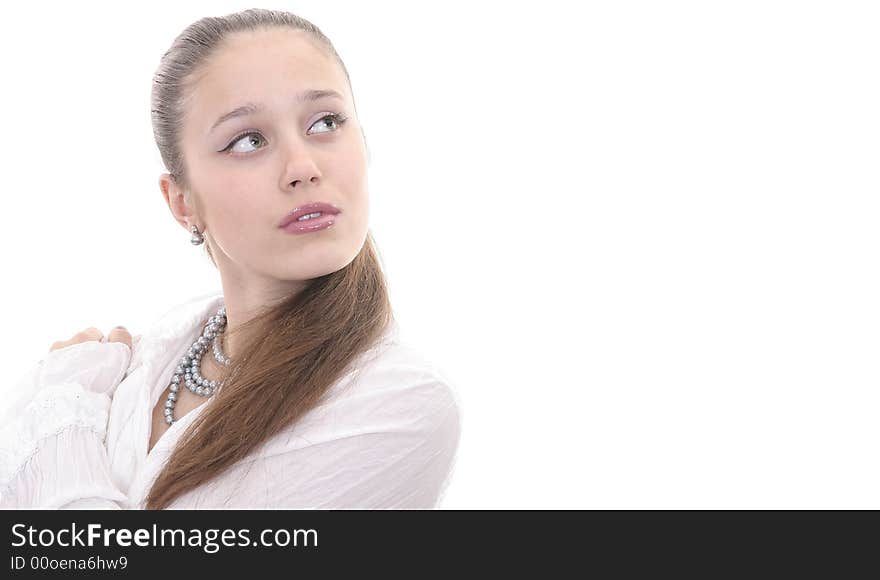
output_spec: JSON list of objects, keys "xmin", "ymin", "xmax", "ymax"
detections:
[
  {"xmin": 280, "ymin": 212, "xmax": 339, "ymax": 234},
  {"xmin": 277, "ymin": 202, "xmax": 342, "ymax": 228}
]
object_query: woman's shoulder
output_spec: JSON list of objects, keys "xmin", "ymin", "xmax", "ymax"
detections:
[
  {"xmin": 251, "ymin": 335, "xmax": 462, "ymax": 466},
  {"xmin": 321, "ymin": 335, "xmax": 463, "ymax": 431},
  {"xmin": 234, "ymin": 328, "xmax": 464, "ymax": 467}
]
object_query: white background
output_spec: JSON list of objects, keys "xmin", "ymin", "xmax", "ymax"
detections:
[{"xmin": 1, "ymin": 1, "xmax": 879, "ymax": 508}]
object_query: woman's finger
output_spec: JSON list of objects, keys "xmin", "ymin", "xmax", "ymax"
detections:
[
  {"xmin": 49, "ymin": 327, "xmax": 105, "ymax": 352},
  {"xmin": 106, "ymin": 326, "xmax": 132, "ymax": 349},
  {"xmin": 73, "ymin": 327, "xmax": 104, "ymax": 342}
]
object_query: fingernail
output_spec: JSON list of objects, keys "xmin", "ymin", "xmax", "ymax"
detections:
[{"xmin": 115, "ymin": 325, "xmax": 127, "ymax": 331}]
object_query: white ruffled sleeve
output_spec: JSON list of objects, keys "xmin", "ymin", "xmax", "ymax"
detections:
[{"xmin": 0, "ymin": 340, "xmax": 134, "ymax": 509}]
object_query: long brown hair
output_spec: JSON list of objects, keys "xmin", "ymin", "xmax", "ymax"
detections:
[{"xmin": 146, "ymin": 8, "xmax": 394, "ymax": 509}]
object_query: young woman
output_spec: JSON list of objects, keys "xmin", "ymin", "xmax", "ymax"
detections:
[{"xmin": 0, "ymin": 8, "xmax": 461, "ymax": 509}]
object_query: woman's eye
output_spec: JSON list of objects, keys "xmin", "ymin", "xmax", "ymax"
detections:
[
  {"xmin": 222, "ymin": 113, "xmax": 349, "ymax": 155},
  {"xmin": 308, "ymin": 112, "xmax": 348, "ymax": 135},
  {"xmin": 225, "ymin": 132, "xmax": 266, "ymax": 155}
]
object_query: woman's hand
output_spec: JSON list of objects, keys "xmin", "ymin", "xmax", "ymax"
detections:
[
  {"xmin": 39, "ymin": 326, "xmax": 133, "ymax": 397},
  {"xmin": 49, "ymin": 326, "xmax": 132, "ymax": 353}
]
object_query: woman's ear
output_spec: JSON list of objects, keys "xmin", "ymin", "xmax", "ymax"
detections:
[{"xmin": 159, "ymin": 173, "xmax": 197, "ymax": 232}]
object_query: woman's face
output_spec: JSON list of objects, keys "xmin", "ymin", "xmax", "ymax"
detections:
[{"xmin": 162, "ymin": 27, "xmax": 370, "ymax": 297}]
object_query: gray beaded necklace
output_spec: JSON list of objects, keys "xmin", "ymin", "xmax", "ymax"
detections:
[{"xmin": 163, "ymin": 305, "xmax": 232, "ymax": 424}]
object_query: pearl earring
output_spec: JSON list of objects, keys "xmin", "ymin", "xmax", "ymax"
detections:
[{"xmin": 190, "ymin": 225, "xmax": 204, "ymax": 245}]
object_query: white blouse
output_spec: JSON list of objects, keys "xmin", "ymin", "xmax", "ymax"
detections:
[{"xmin": 0, "ymin": 292, "xmax": 462, "ymax": 509}]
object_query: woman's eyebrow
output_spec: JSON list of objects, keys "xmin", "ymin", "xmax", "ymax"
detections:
[{"xmin": 209, "ymin": 89, "xmax": 344, "ymax": 133}]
